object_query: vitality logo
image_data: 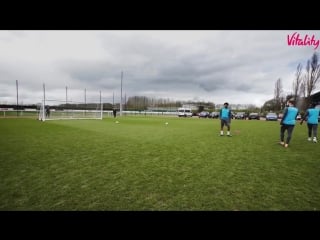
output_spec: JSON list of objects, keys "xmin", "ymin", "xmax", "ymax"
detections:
[{"xmin": 287, "ymin": 32, "xmax": 319, "ymax": 50}]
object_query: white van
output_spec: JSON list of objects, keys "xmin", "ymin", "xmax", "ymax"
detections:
[{"xmin": 178, "ymin": 107, "xmax": 193, "ymax": 117}]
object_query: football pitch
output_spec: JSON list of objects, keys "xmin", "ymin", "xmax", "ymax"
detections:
[{"xmin": 1, "ymin": 116, "xmax": 319, "ymax": 210}]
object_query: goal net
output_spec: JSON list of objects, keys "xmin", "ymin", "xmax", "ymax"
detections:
[
  {"xmin": 38, "ymin": 100, "xmax": 103, "ymax": 121},
  {"xmin": 38, "ymin": 86, "xmax": 103, "ymax": 121}
]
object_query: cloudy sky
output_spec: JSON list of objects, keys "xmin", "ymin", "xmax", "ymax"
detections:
[{"xmin": 0, "ymin": 30, "xmax": 319, "ymax": 107}]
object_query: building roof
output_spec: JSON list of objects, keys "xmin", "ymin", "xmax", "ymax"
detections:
[{"xmin": 311, "ymin": 91, "xmax": 320, "ymax": 103}]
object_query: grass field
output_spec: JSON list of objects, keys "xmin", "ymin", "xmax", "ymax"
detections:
[{"xmin": 1, "ymin": 116, "xmax": 319, "ymax": 210}]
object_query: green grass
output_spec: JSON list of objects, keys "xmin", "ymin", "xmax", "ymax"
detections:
[{"xmin": 1, "ymin": 116, "xmax": 320, "ymax": 210}]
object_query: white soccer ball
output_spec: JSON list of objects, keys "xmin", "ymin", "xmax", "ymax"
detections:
[
  {"xmin": 165, "ymin": 122, "xmax": 168, "ymax": 125},
  {"xmin": 115, "ymin": 121, "xmax": 119, "ymax": 124}
]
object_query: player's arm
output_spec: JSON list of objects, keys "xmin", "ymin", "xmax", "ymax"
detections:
[{"xmin": 228, "ymin": 110, "xmax": 232, "ymax": 123}]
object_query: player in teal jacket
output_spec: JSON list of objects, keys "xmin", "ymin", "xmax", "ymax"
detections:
[
  {"xmin": 300, "ymin": 103, "xmax": 320, "ymax": 143},
  {"xmin": 280, "ymin": 99, "xmax": 299, "ymax": 148},
  {"xmin": 219, "ymin": 102, "xmax": 232, "ymax": 136}
]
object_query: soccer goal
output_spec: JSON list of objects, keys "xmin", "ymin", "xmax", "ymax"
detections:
[{"xmin": 38, "ymin": 85, "xmax": 103, "ymax": 121}]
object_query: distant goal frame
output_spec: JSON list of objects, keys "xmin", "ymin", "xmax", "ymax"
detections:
[{"xmin": 38, "ymin": 84, "xmax": 103, "ymax": 121}]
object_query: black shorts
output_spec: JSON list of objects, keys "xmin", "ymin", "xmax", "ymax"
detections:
[{"xmin": 221, "ymin": 119, "xmax": 230, "ymax": 127}]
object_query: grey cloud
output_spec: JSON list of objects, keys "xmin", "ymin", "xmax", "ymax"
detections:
[
  {"xmin": 60, "ymin": 60, "xmax": 109, "ymax": 82},
  {"xmin": 1, "ymin": 30, "xmax": 320, "ymax": 106}
]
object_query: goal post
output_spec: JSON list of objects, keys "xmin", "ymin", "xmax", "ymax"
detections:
[{"xmin": 38, "ymin": 85, "xmax": 103, "ymax": 121}]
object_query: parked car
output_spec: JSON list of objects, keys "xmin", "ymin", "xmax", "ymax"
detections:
[
  {"xmin": 248, "ymin": 113, "xmax": 260, "ymax": 120},
  {"xmin": 278, "ymin": 113, "xmax": 284, "ymax": 119},
  {"xmin": 209, "ymin": 112, "xmax": 219, "ymax": 118},
  {"xmin": 235, "ymin": 112, "xmax": 246, "ymax": 119},
  {"xmin": 266, "ymin": 112, "xmax": 278, "ymax": 121},
  {"xmin": 198, "ymin": 111, "xmax": 209, "ymax": 118},
  {"xmin": 296, "ymin": 114, "xmax": 302, "ymax": 120}
]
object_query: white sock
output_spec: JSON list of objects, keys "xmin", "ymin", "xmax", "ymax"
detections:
[
  {"xmin": 220, "ymin": 131, "xmax": 223, "ymax": 135},
  {"xmin": 227, "ymin": 131, "xmax": 230, "ymax": 135}
]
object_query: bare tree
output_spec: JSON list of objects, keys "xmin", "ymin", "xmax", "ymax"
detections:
[
  {"xmin": 274, "ymin": 78, "xmax": 283, "ymax": 111},
  {"xmin": 292, "ymin": 63, "xmax": 303, "ymax": 102},
  {"xmin": 304, "ymin": 52, "xmax": 320, "ymax": 107},
  {"xmin": 292, "ymin": 63, "xmax": 304, "ymax": 110},
  {"xmin": 299, "ymin": 81, "xmax": 306, "ymax": 99}
]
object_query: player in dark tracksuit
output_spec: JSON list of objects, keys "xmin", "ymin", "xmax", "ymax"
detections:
[
  {"xmin": 279, "ymin": 99, "xmax": 298, "ymax": 148},
  {"xmin": 45, "ymin": 106, "xmax": 50, "ymax": 118},
  {"xmin": 219, "ymin": 102, "xmax": 232, "ymax": 136},
  {"xmin": 300, "ymin": 103, "xmax": 320, "ymax": 143}
]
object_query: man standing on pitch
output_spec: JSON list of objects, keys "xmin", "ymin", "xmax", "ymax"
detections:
[
  {"xmin": 45, "ymin": 106, "xmax": 50, "ymax": 118},
  {"xmin": 279, "ymin": 99, "xmax": 298, "ymax": 148},
  {"xmin": 219, "ymin": 102, "xmax": 232, "ymax": 136}
]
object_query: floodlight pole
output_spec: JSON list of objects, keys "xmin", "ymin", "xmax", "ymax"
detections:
[
  {"xmin": 120, "ymin": 71, "xmax": 123, "ymax": 116},
  {"xmin": 43, "ymin": 83, "xmax": 46, "ymax": 121},
  {"xmin": 66, "ymin": 86, "xmax": 68, "ymax": 106},
  {"xmin": 100, "ymin": 90, "xmax": 103, "ymax": 119},
  {"xmin": 16, "ymin": 80, "xmax": 18, "ymax": 117},
  {"xmin": 84, "ymin": 88, "xmax": 87, "ymax": 116},
  {"xmin": 65, "ymin": 86, "xmax": 68, "ymax": 116}
]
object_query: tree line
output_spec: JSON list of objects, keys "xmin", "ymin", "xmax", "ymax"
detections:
[{"xmin": 266, "ymin": 52, "xmax": 320, "ymax": 113}]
